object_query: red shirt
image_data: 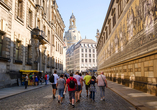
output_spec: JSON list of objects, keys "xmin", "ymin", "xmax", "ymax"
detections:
[
  {"xmin": 66, "ymin": 77, "xmax": 77, "ymax": 91},
  {"xmin": 45, "ymin": 75, "xmax": 47, "ymax": 80}
]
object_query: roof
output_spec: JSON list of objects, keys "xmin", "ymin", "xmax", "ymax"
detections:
[
  {"xmin": 80, "ymin": 39, "xmax": 96, "ymax": 44},
  {"xmin": 70, "ymin": 13, "xmax": 76, "ymax": 19}
]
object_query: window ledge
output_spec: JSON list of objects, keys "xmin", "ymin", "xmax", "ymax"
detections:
[
  {"xmin": 0, "ymin": 1, "xmax": 11, "ymax": 11},
  {"xmin": 0, "ymin": 56, "xmax": 11, "ymax": 62},
  {"xmin": 15, "ymin": 16, "xmax": 24, "ymax": 26},
  {"xmin": 14, "ymin": 60, "xmax": 23, "ymax": 64}
]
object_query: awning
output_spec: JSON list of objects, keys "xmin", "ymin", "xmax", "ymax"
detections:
[{"xmin": 19, "ymin": 70, "xmax": 40, "ymax": 73}]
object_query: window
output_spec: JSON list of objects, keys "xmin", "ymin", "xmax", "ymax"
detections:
[
  {"xmin": 108, "ymin": 19, "xmax": 111, "ymax": 35},
  {"xmin": 93, "ymin": 49, "xmax": 95, "ymax": 53},
  {"xmin": 48, "ymin": 30, "xmax": 50, "ymax": 41},
  {"xmin": 118, "ymin": 0, "xmax": 123, "ymax": 17},
  {"xmin": 85, "ymin": 59, "xmax": 87, "ymax": 62},
  {"xmin": 93, "ymin": 59, "xmax": 95, "ymax": 63},
  {"xmin": 89, "ymin": 49, "xmax": 91, "ymax": 52},
  {"xmin": 28, "ymin": 9, "xmax": 32, "ymax": 27},
  {"xmin": 52, "ymin": 35, "xmax": 54, "ymax": 45},
  {"xmin": 82, "ymin": 59, "xmax": 84, "ymax": 62},
  {"xmin": 15, "ymin": 40, "xmax": 20, "ymax": 60},
  {"xmin": 0, "ymin": 34, "xmax": 3, "ymax": 56},
  {"xmin": 27, "ymin": 45, "xmax": 31, "ymax": 62},
  {"xmin": 37, "ymin": 19, "xmax": 40, "ymax": 29},
  {"xmin": 93, "ymin": 54, "xmax": 95, "ymax": 57},
  {"xmin": 18, "ymin": 0, "xmax": 23, "ymax": 19},
  {"xmin": 85, "ymin": 54, "xmax": 87, "ymax": 57},
  {"xmin": 89, "ymin": 59, "xmax": 91, "ymax": 62},
  {"xmin": 56, "ymin": 42, "xmax": 57, "ymax": 51},
  {"xmin": 89, "ymin": 54, "xmax": 91, "ymax": 57},
  {"xmin": 82, "ymin": 54, "xmax": 84, "ymax": 57},
  {"xmin": 113, "ymin": 9, "xmax": 116, "ymax": 27},
  {"xmin": 82, "ymin": 49, "xmax": 83, "ymax": 52},
  {"xmin": 85, "ymin": 49, "xmax": 87, "ymax": 52},
  {"xmin": 105, "ymin": 27, "xmax": 108, "ymax": 40}
]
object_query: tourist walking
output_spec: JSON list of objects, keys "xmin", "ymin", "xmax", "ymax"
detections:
[
  {"xmin": 47, "ymin": 73, "xmax": 49, "ymax": 84},
  {"xmin": 35, "ymin": 75, "xmax": 38, "ymax": 86},
  {"xmin": 96, "ymin": 72, "xmax": 108, "ymax": 101},
  {"xmin": 79, "ymin": 73, "xmax": 83, "ymax": 97},
  {"xmin": 25, "ymin": 74, "xmax": 28, "ymax": 89},
  {"xmin": 88, "ymin": 76, "xmax": 96, "ymax": 101},
  {"xmin": 56, "ymin": 74, "xmax": 66, "ymax": 104},
  {"xmin": 44, "ymin": 73, "xmax": 47, "ymax": 85},
  {"xmin": 83, "ymin": 73, "xmax": 92, "ymax": 97},
  {"xmin": 52, "ymin": 70, "xmax": 59, "ymax": 99},
  {"xmin": 73, "ymin": 72, "xmax": 82, "ymax": 102},
  {"xmin": 64, "ymin": 73, "xmax": 78, "ymax": 108}
]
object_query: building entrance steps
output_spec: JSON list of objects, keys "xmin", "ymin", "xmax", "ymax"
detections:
[
  {"xmin": 107, "ymin": 80, "xmax": 157, "ymax": 110},
  {"xmin": 0, "ymin": 83, "xmax": 47, "ymax": 100}
]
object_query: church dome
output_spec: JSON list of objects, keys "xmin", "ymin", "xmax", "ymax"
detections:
[{"xmin": 70, "ymin": 13, "xmax": 75, "ymax": 19}]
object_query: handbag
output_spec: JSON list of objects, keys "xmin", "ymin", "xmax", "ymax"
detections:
[{"xmin": 101, "ymin": 75, "xmax": 106, "ymax": 87}]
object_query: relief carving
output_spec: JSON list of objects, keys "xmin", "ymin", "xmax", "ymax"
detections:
[
  {"xmin": 127, "ymin": 8, "xmax": 135, "ymax": 40},
  {"xmin": 144, "ymin": 0, "xmax": 154, "ymax": 29},
  {"xmin": 114, "ymin": 34, "xmax": 119, "ymax": 53}
]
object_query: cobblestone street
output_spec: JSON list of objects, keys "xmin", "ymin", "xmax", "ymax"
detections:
[{"xmin": 0, "ymin": 84, "xmax": 136, "ymax": 110}]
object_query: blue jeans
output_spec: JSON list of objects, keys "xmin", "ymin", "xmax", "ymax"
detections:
[
  {"xmin": 45, "ymin": 80, "xmax": 47, "ymax": 85},
  {"xmin": 99, "ymin": 86, "xmax": 105, "ymax": 98},
  {"xmin": 58, "ymin": 88, "xmax": 64, "ymax": 97},
  {"xmin": 90, "ymin": 91, "xmax": 95, "ymax": 100}
]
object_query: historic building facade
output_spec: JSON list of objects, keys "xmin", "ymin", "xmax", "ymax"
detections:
[
  {"xmin": 64, "ymin": 13, "xmax": 82, "ymax": 49},
  {"xmin": 0, "ymin": 0, "xmax": 65, "ymax": 88},
  {"xmin": 66, "ymin": 39, "xmax": 97, "ymax": 74},
  {"xmin": 97, "ymin": 0, "xmax": 157, "ymax": 96}
]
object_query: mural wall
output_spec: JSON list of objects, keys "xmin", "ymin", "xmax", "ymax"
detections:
[{"xmin": 98, "ymin": 0, "xmax": 157, "ymax": 96}]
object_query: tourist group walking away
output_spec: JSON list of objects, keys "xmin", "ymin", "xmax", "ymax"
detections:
[{"xmin": 49, "ymin": 71, "xmax": 108, "ymax": 108}]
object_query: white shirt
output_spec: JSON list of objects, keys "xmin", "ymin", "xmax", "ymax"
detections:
[
  {"xmin": 52, "ymin": 74, "xmax": 59, "ymax": 84},
  {"xmin": 96, "ymin": 75, "xmax": 106, "ymax": 86}
]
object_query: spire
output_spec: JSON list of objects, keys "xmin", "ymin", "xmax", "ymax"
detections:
[{"xmin": 85, "ymin": 36, "xmax": 86, "ymax": 39}]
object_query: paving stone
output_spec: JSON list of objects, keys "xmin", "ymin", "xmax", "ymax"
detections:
[{"xmin": 0, "ymin": 85, "xmax": 136, "ymax": 110}]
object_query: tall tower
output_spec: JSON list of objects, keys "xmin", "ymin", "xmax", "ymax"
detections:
[
  {"xmin": 64, "ymin": 13, "xmax": 82, "ymax": 49},
  {"xmin": 69, "ymin": 13, "xmax": 76, "ymax": 29}
]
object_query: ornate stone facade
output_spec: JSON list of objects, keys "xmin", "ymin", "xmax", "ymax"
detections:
[
  {"xmin": 0, "ymin": 0, "xmax": 65, "ymax": 88},
  {"xmin": 97, "ymin": 0, "xmax": 157, "ymax": 96}
]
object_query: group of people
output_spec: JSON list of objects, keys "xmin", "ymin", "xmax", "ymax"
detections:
[
  {"xmin": 24, "ymin": 73, "xmax": 40, "ymax": 89},
  {"xmin": 50, "ymin": 71, "xmax": 107, "ymax": 108}
]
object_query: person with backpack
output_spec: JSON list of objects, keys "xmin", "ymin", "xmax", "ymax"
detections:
[
  {"xmin": 88, "ymin": 76, "xmax": 97, "ymax": 102},
  {"xmin": 96, "ymin": 72, "xmax": 108, "ymax": 101},
  {"xmin": 64, "ymin": 73, "xmax": 78, "ymax": 108},
  {"xmin": 51, "ymin": 70, "xmax": 59, "ymax": 99},
  {"xmin": 56, "ymin": 74, "xmax": 66, "ymax": 104}
]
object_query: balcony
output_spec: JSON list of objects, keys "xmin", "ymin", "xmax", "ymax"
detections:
[{"xmin": 31, "ymin": 27, "xmax": 49, "ymax": 44}]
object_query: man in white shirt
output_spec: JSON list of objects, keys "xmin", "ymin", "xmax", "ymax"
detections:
[
  {"xmin": 96, "ymin": 72, "xmax": 108, "ymax": 101},
  {"xmin": 52, "ymin": 70, "xmax": 59, "ymax": 99}
]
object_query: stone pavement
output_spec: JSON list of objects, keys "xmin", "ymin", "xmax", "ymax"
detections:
[
  {"xmin": 0, "ymin": 83, "xmax": 135, "ymax": 110},
  {"xmin": 108, "ymin": 80, "xmax": 157, "ymax": 110},
  {"xmin": 0, "ymin": 83, "xmax": 45, "ymax": 100}
]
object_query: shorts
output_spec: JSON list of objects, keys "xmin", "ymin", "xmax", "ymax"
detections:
[
  {"xmin": 76, "ymin": 85, "xmax": 82, "ymax": 91},
  {"xmin": 69, "ymin": 91, "xmax": 75, "ymax": 99},
  {"xmin": 86, "ymin": 85, "xmax": 90, "ymax": 90},
  {"xmin": 58, "ymin": 88, "xmax": 64, "ymax": 97},
  {"xmin": 52, "ymin": 84, "xmax": 56, "ymax": 89}
]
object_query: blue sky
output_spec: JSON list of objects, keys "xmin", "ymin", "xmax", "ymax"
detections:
[{"xmin": 56, "ymin": 0, "xmax": 110, "ymax": 42}]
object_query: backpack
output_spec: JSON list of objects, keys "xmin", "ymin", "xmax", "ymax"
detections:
[
  {"xmin": 69, "ymin": 78, "xmax": 75, "ymax": 88},
  {"xmin": 49, "ymin": 75, "xmax": 54, "ymax": 83}
]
